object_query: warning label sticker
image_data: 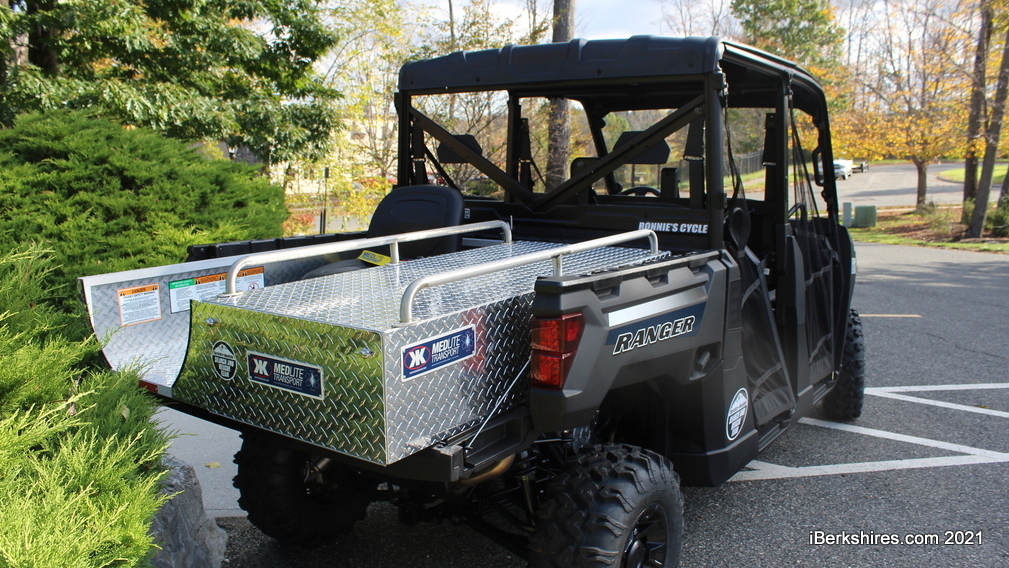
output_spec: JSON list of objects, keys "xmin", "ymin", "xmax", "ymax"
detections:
[
  {"xmin": 117, "ymin": 284, "xmax": 161, "ymax": 326},
  {"xmin": 402, "ymin": 326, "xmax": 476, "ymax": 380},
  {"xmin": 168, "ymin": 267, "xmax": 265, "ymax": 313},
  {"xmin": 248, "ymin": 351, "xmax": 324, "ymax": 399}
]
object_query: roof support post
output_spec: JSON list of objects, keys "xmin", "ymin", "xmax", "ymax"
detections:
[{"xmin": 705, "ymin": 73, "xmax": 726, "ymax": 250}]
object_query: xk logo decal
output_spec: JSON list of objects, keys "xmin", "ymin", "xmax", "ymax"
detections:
[
  {"xmin": 405, "ymin": 346, "xmax": 431, "ymax": 370},
  {"xmin": 402, "ymin": 326, "xmax": 476, "ymax": 380}
]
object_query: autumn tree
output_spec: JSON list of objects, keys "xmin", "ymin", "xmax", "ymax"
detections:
[
  {"xmin": 841, "ymin": 0, "xmax": 972, "ymax": 207},
  {"xmin": 0, "ymin": 0, "xmax": 339, "ymax": 164},
  {"xmin": 281, "ymin": 0, "xmax": 414, "ymax": 225},
  {"xmin": 730, "ymin": 0, "xmax": 844, "ymax": 70},
  {"xmin": 968, "ymin": 21, "xmax": 1009, "ymax": 237},
  {"xmin": 408, "ymin": 0, "xmax": 549, "ymax": 191},
  {"xmin": 323, "ymin": 0, "xmax": 409, "ymax": 180},
  {"xmin": 660, "ymin": 0, "xmax": 738, "ymax": 37}
]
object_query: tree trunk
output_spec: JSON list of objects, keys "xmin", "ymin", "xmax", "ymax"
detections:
[
  {"xmin": 26, "ymin": 1, "xmax": 60, "ymax": 76},
  {"xmin": 545, "ymin": 0, "xmax": 575, "ymax": 191},
  {"xmin": 446, "ymin": 0, "xmax": 457, "ymax": 131},
  {"xmin": 963, "ymin": 2, "xmax": 991, "ymax": 218},
  {"xmin": 968, "ymin": 26, "xmax": 1009, "ymax": 239},
  {"xmin": 0, "ymin": 0, "xmax": 8, "ymax": 87},
  {"xmin": 913, "ymin": 158, "xmax": 928, "ymax": 209}
]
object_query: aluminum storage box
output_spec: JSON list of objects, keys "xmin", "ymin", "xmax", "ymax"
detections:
[
  {"xmin": 79, "ymin": 226, "xmax": 664, "ymax": 466},
  {"xmin": 174, "ymin": 241, "xmax": 664, "ymax": 465}
]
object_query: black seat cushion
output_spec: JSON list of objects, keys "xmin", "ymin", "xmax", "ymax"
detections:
[
  {"xmin": 368, "ymin": 185, "xmax": 465, "ymax": 258},
  {"xmin": 302, "ymin": 185, "xmax": 464, "ymax": 280}
]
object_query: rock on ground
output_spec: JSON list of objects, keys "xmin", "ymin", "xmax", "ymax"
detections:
[{"xmin": 150, "ymin": 456, "xmax": 228, "ymax": 568}]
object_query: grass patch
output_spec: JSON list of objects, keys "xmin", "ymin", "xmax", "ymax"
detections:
[
  {"xmin": 849, "ymin": 204, "xmax": 1009, "ymax": 254},
  {"xmin": 939, "ymin": 164, "xmax": 1007, "ymax": 184}
]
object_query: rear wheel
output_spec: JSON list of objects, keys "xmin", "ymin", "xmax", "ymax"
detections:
[
  {"xmin": 823, "ymin": 309, "xmax": 866, "ymax": 420},
  {"xmin": 233, "ymin": 433, "xmax": 374, "ymax": 546},
  {"xmin": 530, "ymin": 444, "xmax": 683, "ymax": 568}
]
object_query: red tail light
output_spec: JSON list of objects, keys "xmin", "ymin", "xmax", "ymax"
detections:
[{"xmin": 530, "ymin": 313, "xmax": 584, "ymax": 390}]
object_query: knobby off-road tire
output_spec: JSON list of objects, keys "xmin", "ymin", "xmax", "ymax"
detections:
[
  {"xmin": 232, "ymin": 433, "xmax": 374, "ymax": 546},
  {"xmin": 530, "ymin": 444, "xmax": 684, "ymax": 568},
  {"xmin": 823, "ymin": 309, "xmax": 866, "ymax": 421}
]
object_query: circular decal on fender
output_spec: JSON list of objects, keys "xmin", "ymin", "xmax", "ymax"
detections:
[
  {"xmin": 211, "ymin": 340, "xmax": 238, "ymax": 380},
  {"xmin": 726, "ymin": 388, "xmax": 748, "ymax": 441}
]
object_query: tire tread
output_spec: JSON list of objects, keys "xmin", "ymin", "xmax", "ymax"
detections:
[
  {"xmin": 232, "ymin": 434, "xmax": 371, "ymax": 546},
  {"xmin": 530, "ymin": 444, "xmax": 683, "ymax": 568},
  {"xmin": 823, "ymin": 309, "xmax": 866, "ymax": 420}
]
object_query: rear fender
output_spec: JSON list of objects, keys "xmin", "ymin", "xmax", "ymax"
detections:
[{"xmin": 530, "ymin": 251, "xmax": 728, "ymax": 432}]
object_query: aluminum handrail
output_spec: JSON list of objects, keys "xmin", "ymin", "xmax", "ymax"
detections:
[
  {"xmin": 221, "ymin": 221, "xmax": 512, "ymax": 296},
  {"xmin": 399, "ymin": 229, "xmax": 660, "ymax": 324}
]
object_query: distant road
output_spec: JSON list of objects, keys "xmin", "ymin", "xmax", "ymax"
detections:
[{"xmin": 836, "ymin": 162, "xmax": 963, "ymax": 208}]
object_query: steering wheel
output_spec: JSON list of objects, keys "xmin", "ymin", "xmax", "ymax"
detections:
[{"xmin": 618, "ymin": 186, "xmax": 661, "ymax": 197}]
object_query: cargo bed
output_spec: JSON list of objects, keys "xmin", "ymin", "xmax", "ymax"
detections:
[{"xmin": 80, "ymin": 223, "xmax": 665, "ymax": 464}]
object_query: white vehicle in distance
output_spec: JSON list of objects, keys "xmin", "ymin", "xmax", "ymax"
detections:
[{"xmin": 834, "ymin": 159, "xmax": 853, "ymax": 180}]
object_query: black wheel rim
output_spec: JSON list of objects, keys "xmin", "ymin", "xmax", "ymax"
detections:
[{"xmin": 622, "ymin": 503, "xmax": 668, "ymax": 568}]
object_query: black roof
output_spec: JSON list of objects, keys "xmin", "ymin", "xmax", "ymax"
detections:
[
  {"xmin": 398, "ymin": 36, "xmax": 826, "ymax": 116},
  {"xmin": 399, "ymin": 36, "xmax": 723, "ymax": 91}
]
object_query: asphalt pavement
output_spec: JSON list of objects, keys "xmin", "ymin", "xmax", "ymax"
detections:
[
  {"xmin": 157, "ymin": 164, "xmax": 1009, "ymax": 566},
  {"xmin": 835, "ymin": 162, "xmax": 964, "ymax": 208},
  {"xmin": 678, "ymin": 243, "xmax": 1009, "ymax": 567}
]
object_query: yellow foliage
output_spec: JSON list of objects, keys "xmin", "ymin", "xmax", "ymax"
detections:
[{"xmin": 829, "ymin": 0, "xmax": 972, "ymax": 162}]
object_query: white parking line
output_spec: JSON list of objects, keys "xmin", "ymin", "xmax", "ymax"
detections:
[
  {"xmin": 732, "ymin": 455, "xmax": 1006, "ymax": 481},
  {"xmin": 799, "ymin": 417, "xmax": 1009, "ymax": 459},
  {"xmin": 865, "ymin": 390, "xmax": 1009, "ymax": 418},
  {"xmin": 867, "ymin": 383, "xmax": 1009, "ymax": 418},
  {"xmin": 730, "ymin": 384, "xmax": 1009, "ymax": 482},
  {"xmin": 870, "ymin": 383, "xmax": 1009, "ymax": 392}
]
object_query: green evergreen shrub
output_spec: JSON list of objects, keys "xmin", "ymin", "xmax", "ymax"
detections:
[
  {"xmin": 0, "ymin": 244, "xmax": 169, "ymax": 567},
  {"xmin": 0, "ymin": 246, "xmax": 93, "ymax": 413},
  {"xmin": 0, "ymin": 110, "xmax": 287, "ymax": 310},
  {"xmin": 987, "ymin": 200, "xmax": 1009, "ymax": 237}
]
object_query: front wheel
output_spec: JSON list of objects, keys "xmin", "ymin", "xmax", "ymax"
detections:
[
  {"xmin": 530, "ymin": 444, "xmax": 683, "ymax": 568},
  {"xmin": 822, "ymin": 309, "xmax": 866, "ymax": 420},
  {"xmin": 232, "ymin": 433, "xmax": 375, "ymax": 546}
]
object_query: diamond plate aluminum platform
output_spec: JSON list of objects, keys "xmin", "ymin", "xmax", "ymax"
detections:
[
  {"xmin": 82, "ymin": 235, "xmax": 666, "ymax": 465},
  {"xmin": 79, "ymin": 256, "xmax": 327, "ymax": 390},
  {"xmin": 174, "ymin": 240, "xmax": 665, "ymax": 464}
]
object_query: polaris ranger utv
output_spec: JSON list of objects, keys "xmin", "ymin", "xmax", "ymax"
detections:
[{"xmin": 80, "ymin": 36, "xmax": 864, "ymax": 567}]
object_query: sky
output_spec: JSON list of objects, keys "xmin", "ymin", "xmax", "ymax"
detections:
[
  {"xmin": 416, "ymin": 0, "xmax": 669, "ymax": 42},
  {"xmin": 572, "ymin": 0, "xmax": 667, "ymax": 39}
]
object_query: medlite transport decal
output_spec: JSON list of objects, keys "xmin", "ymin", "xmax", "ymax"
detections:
[
  {"xmin": 402, "ymin": 326, "xmax": 476, "ymax": 380},
  {"xmin": 608, "ymin": 303, "xmax": 705, "ymax": 355},
  {"xmin": 248, "ymin": 351, "xmax": 324, "ymax": 399}
]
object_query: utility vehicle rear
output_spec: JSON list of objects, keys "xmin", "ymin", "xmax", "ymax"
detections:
[{"xmin": 81, "ymin": 36, "xmax": 864, "ymax": 567}]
